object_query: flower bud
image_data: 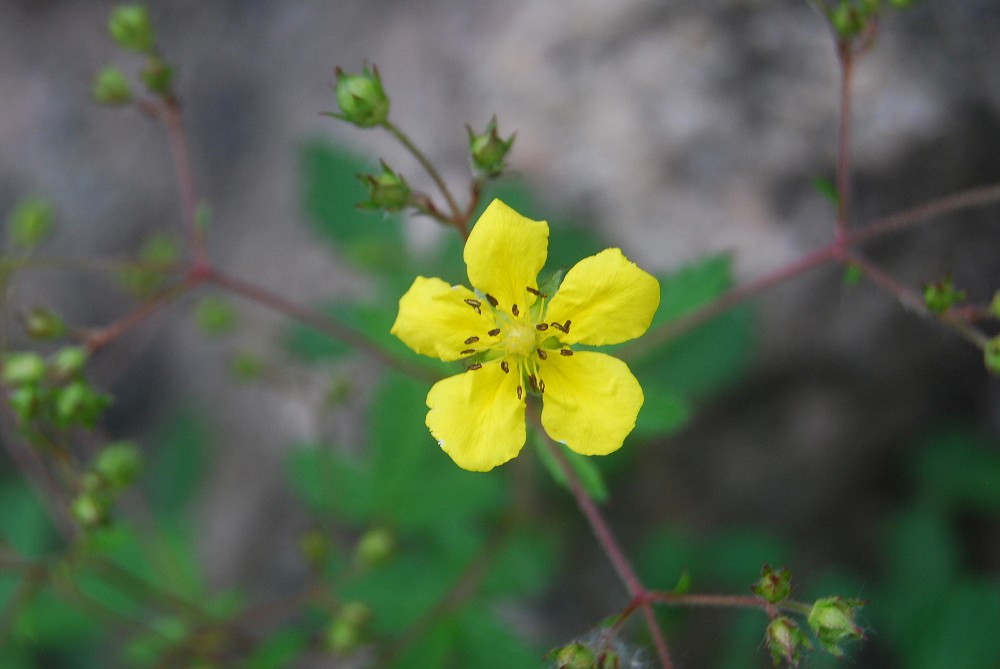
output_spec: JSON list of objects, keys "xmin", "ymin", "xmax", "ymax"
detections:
[
  {"xmin": 72, "ymin": 492, "xmax": 109, "ymax": 528},
  {"xmin": 108, "ymin": 5, "xmax": 155, "ymax": 53},
  {"xmin": 2, "ymin": 352, "xmax": 47, "ymax": 386},
  {"xmin": 550, "ymin": 642, "xmax": 595, "ymax": 669},
  {"xmin": 326, "ymin": 602, "xmax": 371, "ymax": 654},
  {"xmin": 94, "ymin": 442, "xmax": 142, "ymax": 490},
  {"xmin": 93, "ymin": 66, "xmax": 133, "ymax": 106},
  {"xmin": 140, "ymin": 56, "xmax": 174, "ymax": 97},
  {"xmin": 923, "ymin": 275, "xmax": 965, "ymax": 313},
  {"xmin": 467, "ymin": 116, "xmax": 515, "ymax": 177},
  {"xmin": 766, "ymin": 617, "xmax": 811, "ymax": 667},
  {"xmin": 831, "ymin": 3, "xmax": 865, "ymax": 38},
  {"xmin": 807, "ymin": 597, "xmax": 864, "ymax": 657},
  {"xmin": 357, "ymin": 161, "xmax": 411, "ymax": 212},
  {"xmin": 355, "ymin": 527, "xmax": 395, "ymax": 567},
  {"xmin": 50, "ymin": 346, "xmax": 88, "ymax": 380},
  {"xmin": 752, "ymin": 564, "xmax": 792, "ymax": 604},
  {"xmin": 332, "ymin": 65, "xmax": 389, "ymax": 128},
  {"xmin": 8, "ymin": 197, "xmax": 54, "ymax": 250},
  {"xmin": 984, "ymin": 336, "xmax": 1000, "ymax": 375},
  {"xmin": 54, "ymin": 381, "xmax": 111, "ymax": 430},
  {"xmin": 22, "ymin": 307, "xmax": 68, "ymax": 341}
]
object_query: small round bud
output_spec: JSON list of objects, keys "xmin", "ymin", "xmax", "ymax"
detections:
[
  {"xmin": 923, "ymin": 275, "xmax": 966, "ymax": 314},
  {"xmin": 8, "ymin": 197, "xmax": 54, "ymax": 250},
  {"xmin": 299, "ymin": 529, "xmax": 331, "ymax": 568},
  {"xmin": 807, "ymin": 596, "xmax": 864, "ymax": 657},
  {"xmin": 50, "ymin": 346, "xmax": 88, "ymax": 380},
  {"xmin": 94, "ymin": 442, "xmax": 142, "ymax": 490},
  {"xmin": 332, "ymin": 65, "xmax": 389, "ymax": 128},
  {"xmin": 551, "ymin": 642, "xmax": 595, "ymax": 669},
  {"xmin": 195, "ymin": 296, "xmax": 238, "ymax": 336},
  {"xmin": 72, "ymin": 492, "xmax": 109, "ymax": 528},
  {"xmin": 22, "ymin": 307, "xmax": 68, "ymax": 341},
  {"xmin": 752, "ymin": 563, "xmax": 792, "ymax": 604},
  {"xmin": 355, "ymin": 527, "xmax": 395, "ymax": 567},
  {"xmin": 766, "ymin": 617, "xmax": 811, "ymax": 667},
  {"xmin": 108, "ymin": 5, "xmax": 155, "ymax": 53},
  {"xmin": 140, "ymin": 56, "xmax": 174, "ymax": 97},
  {"xmin": 831, "ymin": 3, "xmax": 864, "ymax": 38},
  {"xmin": 54, "ymin": 380, "xmax": 111, "ymax": 430},
  {"xmin": 7, "ymin": 386, "xmax": 40, "ymax": 425},
  {"xmin": 92, "ymin": 66, "xmax": 133, "ymax": 106},
  {"xmin": 357, "ymin": 161, "xmax": 411, "ymax": 212},
  {"xmin": 2, "ymin": 352, "xmax": 48, "ymax": 386},
  {"xmin": 984, "ymin": 336, "xmax": 1000, "ymax": 375},
  {"xmin": 326, "ymin": 602, "xmax": 371, "ymax": 654},
  {"xmin": 467, "ymin": 116, "xmax": 515, "ymax": 177}
]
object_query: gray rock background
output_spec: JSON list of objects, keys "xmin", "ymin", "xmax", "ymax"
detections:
[{"xmin": 2, "ymin": 0, "xmax": 999, "ymax": 665}]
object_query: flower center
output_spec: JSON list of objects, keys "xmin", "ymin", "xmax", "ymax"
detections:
[{"xmin": 503, "ymin": 318, "xmax": 537, "ymax": 358}]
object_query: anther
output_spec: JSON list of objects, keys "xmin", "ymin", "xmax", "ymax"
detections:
[
  {"xmin": 486, "ymin": 294, "xmax": 499, "ymax": 308},
  {"xmin": 560, "ymin": 348, "xmax": 573, "ymax": 356},
  {"xmin": 528, "ymin": 374, "xmax": 538, "ymax": 391},
  {"xmin": 512, "ymin": 304, "xmax": 520, "ymax": 317},
  {"xmin": 526, "ymin": 286, "xmax": 545, "ymax": 298},
  {"xmin": 539, "ymin": 378, "xmax": 546, "ymax": 393},
  {"xmin": 516, "ymin": 385, "xmax": 523, "ymax": 400},
  {"xmin": 563, "ymin": 320, "xmax": 572, "ymax": 334},
  {"xmin": 535, "ymin": 323, "xmax": 548, "ymax": 331},
  {"xmin": 465, "ymin": 298, "xmax": 481, "ymax": 314},
  {"xmin": 488, "ymin": 328, "xmax": 501, "ymax": 337},
  {"xmin": 464, "ymin": 336, "xmax": 480, "ymax": 345},
  {"xmin": 468, "ymin": 362, "xmax": 482, "ymax": 370},
  {"xmin": 501, "ymin": 360, "xmax": 510, "ymax": 374},
  {"xmin": 536, "ymin": 349, "xmax": 547, "ymax": 360},
  {"xmin": 461, "ymin": 349, "xmax": 476, "ymax": 356},
  {"xmin": 550, "ymin": 321, "xmax": 564, "ymax": 332}
]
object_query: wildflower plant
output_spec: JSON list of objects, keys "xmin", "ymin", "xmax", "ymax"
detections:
[{"xmin": 2, "ymin": 3, "xmax": 1000, "ymax": 669}]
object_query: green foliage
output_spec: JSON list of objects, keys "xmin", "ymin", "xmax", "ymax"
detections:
[{"xmin": 7, "ymin": 197, "xmax": 54, "ymax": 251}]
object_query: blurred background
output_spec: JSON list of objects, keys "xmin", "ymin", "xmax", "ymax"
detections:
[{"xmin": 2, "ymin": 1, "xmax": 999, "ymax": 667}]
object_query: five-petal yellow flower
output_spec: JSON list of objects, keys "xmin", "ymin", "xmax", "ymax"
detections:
[{"xmin": 391, "ymin": 199, "xmax": 660, "ymax": 471}]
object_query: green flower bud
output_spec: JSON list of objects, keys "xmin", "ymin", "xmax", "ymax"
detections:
[
  {"xmin": 195, "ymin": 296, "xmax": 238, "ymax": 336},
  {"xmin": 355, "ymin": 527, "xmax": 395, "ymax": 567},
  {"xmin": 7, "ymin": 386, "xmax": 40, "ymax": 424},
  {"xmin": 72, "ymin": 492, "xmax": 109, "ymax": 528},
  {"xmin": 230, "ymin": 351, "xmax": 266, "ymax": 381},
  {"xmin": 753, "ymin": 564, "xmax": 792, "ymax": 604},
  {"xmin": 140, "ymin": 56, "xmax": 174, "ymax": 97},
  {"xmin": 989, "ymin": 290, "xmax": 1000, "ymax": 320},
  {"xmin": 299, "ymin": 529, "xmax": 331, "ymax": 568},
  {"xmin": 807, "ymin": 597, "xmax": 864, "ymax": 657},
  {"xmin": 54, "ymin": 381, "xmax": 111, "ymax": 430},
  {"xmin": 326, "ymin": 602, "xmax": 371, "ymax": 654},
  {"xmin": 108, "ymin": 5, "xmax": 155, "ymax": 53},
  {"xmin": 22, "ymin": 307, "xmax": 68, "ymax": 341},
  {"xmin": 2, "ymin": 352, "xmax": 48, "ymax": 386},
  {"xmin": 8, "ymin": 197, "xmax": 54, "ymax": 250},
  {"xmin": 831, "ymin": 3, "xmax": 864, "ymax": 38},
  {"xmin": 467, "ymin": 116, "xmax": 515, "ymax": 177},
  {"xmin": 94, "ymin": 442, "xmax": 142, "ymax": 490},
  {"xmin": 551, "ymin": 642, "xmax": 595, "ymax": 669},
  {"xmin": 92, "ymin": 66, "xmax": 133, "ymax": 106},
  {"xmin": 357, "ymin": 161, "xmax": 411, "ymax": 212},
  {"xmin": 984, "ymin": 337, "xmax": 1000, "ymax": 375},
  {"xmin": 332, "ymin": 65, "xmax": 389, "ymax": 128},
  {"xmin": 923, "ymin": 275, "xmax": 965, "ymax": 314},
  {"xmin": 766, "ymin": 617, "xmax": 811, "ymax": 667},
  {"xmin": 50, "ymin": 346, "xmax": 88, "ymax": 380}
]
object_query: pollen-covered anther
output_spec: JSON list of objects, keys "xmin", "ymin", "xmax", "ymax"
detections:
[
  {"xmin": 511, "ymin": 304, "xmax": 520, "ymax": 317},
  {"xmin": 536, "ymin": 349, "xmax": 548, "ymax": 360},
  {"xmin": 464, "ymin": 298, "xmax": 481, "ymax": 314},
  {"xmin": 526, "ymin": 286, "xmax": 546, "ymax": 298},
  {"xmin": 539, "ymin": 378, "xmax": 545, "ymax": 393},
  {"xmin": 516, "ymin": 385, "xmax": 523, "ymax": 400},
  {"xmin": 486, "ymin": 294, "xmax": 499, "ymax": 308},
  {"xmin": 500, "ymin": 360, "xmax": 510, "ymax": 373},
  {"xmin": 559, "ymin": 348, "xmax": 573, "ymax": 356},
  {"xmin": 528, "ymin": 374, "xmax": 538, "ymax": 391},
  {"xmin": 535, "ymin": 323, "xmax": 548, "ymax": 331},
  {"xmin": 461, "ymin": 348, "xmax": 476, "ymax": 356},
  {"xmin": 464, "ymin": 336, "xmax": 480, "ymax": 344},
  {"xmin": 468, "ymin": 362, "xmax": 482, "ymax": 370},
  {"xmin": 488, "ymin": 328, "xmax": 501, "ymax": 337},
  {"xmin": 550, "ymin": 319, "xmax": 572, "ymax": 334}
]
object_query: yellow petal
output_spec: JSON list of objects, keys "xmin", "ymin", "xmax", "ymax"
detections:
[
  {"xmin": 426, "ymin": 361, "xmax": 526, "ymax": 471},
  {"xmin": 539, "ymin": 351, "xmax": 643, "ymax": 456},
  {"xmin": 543, "ymin": 248, "xmax": 660, "ymax": 346},
  {"xmin": 464, "ymin": 199, "xmax": 548, "ymax": 316},
  {"xmin": 390, "ymin": 276, "xmax": 497, "ymax": 361}
]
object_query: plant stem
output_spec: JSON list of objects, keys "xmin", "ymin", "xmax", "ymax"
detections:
[
  {"xmin": 162, "ymin": 98, "xmax": 209, "ymax": 269},
  {"xmin": 835, "ymin": 39, "xmax": 855, "ymax": 242}
]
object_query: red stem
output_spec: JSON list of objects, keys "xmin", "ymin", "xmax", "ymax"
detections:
[
  {"xmin": 835, "ymin": 40, "xmax": 854, "ymax": 242},
  {"xmin": 162, "ymin": 99, "xmax": 209, "ymax": 269}
]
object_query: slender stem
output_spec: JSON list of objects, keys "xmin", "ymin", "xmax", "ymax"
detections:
[
  {"xmin": 162, "ymin": 99, "xmax": 209, "ymax": 268},
  {"xmin": 85, "ymin": 276, "xmax": 201, "ymax": 354},
  {"xmin": 543, "ymin": 440, "xmax": 674, "ymax": 669},
  {"xmin": 204, "ymin": 268, "xmax": 442, "ymax": 383},
  {"xmin": 382, "ymin": 120, "xmax": 467, "ymax": 237},
  {"xmin": 835, "ymin": 39, "xmax": 855, "ymax": 241}
]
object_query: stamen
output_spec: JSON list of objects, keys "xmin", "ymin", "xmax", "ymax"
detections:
[
  {"xmin": 536, "ymin": 349, "xmax": 547, "ymax": 360},
  {"xmin": 535, "ymin": 323, "xmax": 549, "ymax": 331},
  {"xmin": 526, "ymin": 286, "xmax": 546, "ymax": 298},
  {"xmin": 563, "ymin": 320, "xmax": 572, "ymax": 334},
  {"xmin": 550, "ymin": 321, "xmax": 564, "ymax": 332},
  {"xmin": 486, "ymin": 294, "xmax": 499, "ymax": 308},
  {"xmin": 488, "ymin": 328, "xmax": 501, "ymax": 337},
  {"xmin": 512, "ymin": 304, "xmax": 520, "ymax": 317},
  {"xmin": 465, "ymin": 298, "xmax": 481, "ymax": 314},
  {"xmin": 461, "ymin": 349, "xmax": 476, "ymax": 356},
  {"xmin": 550, "ymin": 320, "xmax": 572, "ymax": 333},
  {"xmin": 468, "ymin": 362, "xmax": 482, "ymax": 370},
  {"xmin": 501, "ymin": 360, "xmax": 510, "ymax": 374},
  {"xmin": 539, "ymin": 378, "xmax": 546, "ymax": 393},
  {"xmin": 528, "ymin": 374, "xmax": 538, "ymax": 391},
  {"xmin": 464, "ymin": 336, "xmax": 480, "ymax": 345},
  {"xmin": 517, "ymin": 385, "xmax": 523, "ymax": 400},
  {"xmin": 560, "ymin": 348, "xmax": 573, "ymax": 356}
]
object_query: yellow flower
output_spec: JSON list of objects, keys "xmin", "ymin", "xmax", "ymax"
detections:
[{"xmin": 390, "ymin": 199, "xmax": 660, "ymax": 471}]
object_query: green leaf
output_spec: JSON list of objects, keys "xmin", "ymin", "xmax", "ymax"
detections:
[
  {"xmin": 631, "ymin": 387, "xmax": 690, "ymax": 438},
  {"xmin": 911, "ymin": 428, "xmax": 1000, "ymax": 514},
  {"xmin": 244, "ymin": 628, "xmax": 311, "ymax": 669},
  {"xmin": 299, "ymin": 139, "xmax": 406, "ymax": 272},
  {"xmin": 532, "ymin": 433, "xmax": 609, "ymax": 503},
  {"xmin": 285, "ymin": 446, "xmax": 374, "ymax": 522},
  {"xmin": 0, "ymin": 478, "xmax": 59, "ymax": 557},
  {"xmin": 144, "ymin": 410, "xmax": 210, "ymax": 522},
  {"xmin": 481, "ymin": 527, "xmax": 559, "ymax": 598}
]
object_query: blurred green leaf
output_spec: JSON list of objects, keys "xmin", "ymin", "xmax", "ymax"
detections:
[
  {"xmin": 632, "ymin": 388, "xmax": 690, "ymax": 439},
  {"xmin": 533, "ymin": 434, "xmax": 609, "ymax": 503},
  {"xmin": 481, "ymin": 527, "xmax": 559, "ymax": 598},
  {"xmin": 7, "ymin": 197, "xmax": 54, "ymax": 250},
  {"xmin": 300, "ymin": 140, "xmax": 406, "ymax": 272},
  {"xmin": 911, "ymin": 428, "xmax": 1000, "ymax": 514},
  {"xmin": 285, "ymin": 446, "xmax": 373, "ymax": 522},
  {"xmin": 0, "ymin": 478, "xmax": 58, "ymax": 557},
  {"xmin": 244, "ymin": 628, "xmax": 311, "ymax": 669},
  {"xmin": 145, "ymin": 410, "xmax": 210, "ymax": 523}
]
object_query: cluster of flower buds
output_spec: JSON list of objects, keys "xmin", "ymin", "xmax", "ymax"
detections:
[
  {"xmin": 753, "ymin": 563, "xmax": 793, "ymax": 604},
  {"xmin": 326, "ymin": 601, "xmax": 372, "ymax": 655},
  {"xmin": 72, "ymin": 442, "xmax": 143, "ymax": 528},
  {"xmin": 94, "ymin": 5, "xmax": 175, "ymax": 105},
  {"xmin": 547, "ymin": 630, "xmax": 648, "ymax": 669},
  {"xmin": 923, "ymin": 274, "xmax": 966, "ymax": 314}
]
